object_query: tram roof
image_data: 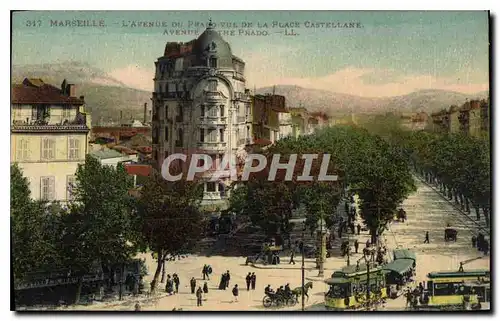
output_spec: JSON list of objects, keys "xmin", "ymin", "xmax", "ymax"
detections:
[
  {"xmin": 393, "ymin": 249, "xmax": 416, "ymax": 261},
  {"xmin": 427, "ymin": 270, "xmax": 490, "ymax": 279},
  {"xmin": 382, "ymin": 259, "xmax": 414, "ymax": 274}
]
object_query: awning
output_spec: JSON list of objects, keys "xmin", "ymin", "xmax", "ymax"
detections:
[
  {"xmin": 393, "ymin": 249, "xmax": 416, "ymax": 261},
  {"xmin": 383, "ymin": 259, "xmax": 415, "ymax": 275}
]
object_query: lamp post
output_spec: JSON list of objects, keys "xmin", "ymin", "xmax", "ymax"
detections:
[
  {"xmin": 362, "ymin": 247, "xmax": 376, "ymax": 309},
  {"xmin": 316, "ymin": 216, "xmax": 328, "ymax": 277},
  {"xmin": 301, "ymin": 225, "xmax": 306, "ymax": 312}
]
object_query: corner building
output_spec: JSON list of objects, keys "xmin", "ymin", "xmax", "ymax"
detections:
[{"xmin": 152, "ymin": 22, "xmax": 252, "ymax": 208}]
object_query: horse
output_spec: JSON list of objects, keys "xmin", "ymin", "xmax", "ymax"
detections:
[{"xmin": 292, "ymin": 281, "xmax": 313, "ymax": 302}]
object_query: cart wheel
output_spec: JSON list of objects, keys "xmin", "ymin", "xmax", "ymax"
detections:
[
  {"xmin": 263, "ymin": 296, "xmax": 272, "ymax": 308},
  {"xmin": 276, "ymin": 298, "xmax": 284, "ymax": 307},
  {"xmin": 287, "ymin": 298, "xmax": 297, "ymax": 306}
]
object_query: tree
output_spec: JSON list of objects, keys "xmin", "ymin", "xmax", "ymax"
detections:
[
  {"xmin": 135, "ymin": 169, "xmax": 204, "ymax": 293},
  {"xmin": 11, "ymin": 164, "xmax": 62, "ymax": 281},
  {"xmin": 62, "ymin": 155, "xmax": 137, "ymax": 303}
]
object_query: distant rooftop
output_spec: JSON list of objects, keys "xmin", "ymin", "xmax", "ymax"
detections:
[{"xmin": 90, "ymin": 149, "xmax": 125, "ymax": 160}]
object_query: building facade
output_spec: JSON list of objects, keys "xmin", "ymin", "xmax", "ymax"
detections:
[
  {"xmin": 151, "ymin": 22, "xmax": 252, "ymax": 207},
  {"xmin": 11, "ymin": 78, "xmax": 91, "ymax": 202},
  {"xmin": 431, "ymin": 99, "xmax": 489, "ymax": 137},
  {"xmin": 251, "ymin": 94, "xmax": 286, "ymax": 144}
]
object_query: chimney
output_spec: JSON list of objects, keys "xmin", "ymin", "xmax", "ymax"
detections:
[
  {"xmin": 68, "ymin": 84, "xmax": 76, "ymax": 97},
  {"xmin": 143, "ymin": 103, "xmax": 148, "ymax": 124}
]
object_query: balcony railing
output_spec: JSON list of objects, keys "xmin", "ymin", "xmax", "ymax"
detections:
[{"xmin": 11, "ymin": 115, "xmax": 89, "ymax": 132}]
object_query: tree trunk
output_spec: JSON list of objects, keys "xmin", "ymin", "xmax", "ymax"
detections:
[
  {"xmin": 74, "ymin": 277, "xmax": 83, "ymax": 304},
  {"xmin": 160, "ymin": 260, "xmax": 166, "ymax": 283},
  {"xmin": 150, "ymin": 251, "xmax": 164, "ymax": 294},
  {"xmin": 475, "ymin": 206, "xmax": 480, "ymax": 220},
  {"xmin": 370, "ymin": 227, "xmax": 378, "ymax": 245},
  {"xmin": 465, "ymin": 198, "xmax": 470, "ymax": 213},
  {"xmin": 447, "ymin": 188, "xmax": 453, "ymax": 200},
  {"xmin": 482, "ymin": 207, "xmax": 490, "ymax": 227},
  {"xmin": 453, "ymin": 191, "xmax": 459, "ymax": 204}
]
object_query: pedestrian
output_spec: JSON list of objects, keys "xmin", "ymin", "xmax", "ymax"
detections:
[
  {"xmin": 344, "ymin": 201, "xmax": 349, "ymax": 215},
  {"xmin": 203, "ymin": 282, "xmax": 209, "ymax": 294},
  {"xmin": 207, "ymin": 265, "xmax": 212, "ymax": 280},
  {"xmin": 165, "ymin": 275, "xmax": 174, "ymax": 295},
  {"xmin": 232, "ymin": 284, "xmax": 239, "ymax": 302},
  {"xmin": 354, "ymin": 240, "xmax": 359, "ymax": 254},
  {"xmin": 173, "ymin": 273, "xmax": 180, "ymax": 293},
  {"xmin": 251, "ymin": 272, "xmax": 256, "ymax": 290},
  {"xmin": 218, "ymin": 273, "xmax": 226, "ymax": 290},
  {"xmin": 289, "ymin": 249, "xmax": 296, "ymax": 265},
  {"xmin": 424, "ymin": 231, "xmax": 430, "ymax": 244},
  {"xmin": 134, "ymin": 302, "xmax": 141, "ymax": 311},
  {"xmin": 357, "ymin": 224, "xmax": 361, "ymax": 235},
  {"xmin": 202, "ymin": 265, "xmax": 208, "ymax": 280},
  {"xmin": 190, "ymin": 277, "xmax": 196, "ymax": 294},
  {"xmin": 225, "ymin": 270, "xmax": 231, "ymax": 288},
  {"xmin": 196, "ymin": 286, "xmax": 203, "ymax": 306},
  {"xmin": 246, "ymin": 272, "xmax": 252, "ymax": 291},
  {"xmin": 472, "ymin": 236, "xmax": 477, "ymax": 248},
  {"xmin": 365, "ymin": 240, "xmax": 370, "ymax": 248},
  {"xmin": 350, "ymin": 223, "xmax": 355, "ymax": 234},
  {"xmin": 483, "ymin": 240, "xmax": 489, "ymax": 255}
]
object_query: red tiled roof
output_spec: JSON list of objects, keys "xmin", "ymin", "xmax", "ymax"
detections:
[
  {"xmin": 12, "ymin": 79, "xmax": 84, "ymax": 105},
  {"xmin": 253, "ymin": 138, "xmax": 273, "ymax": 146},
  {"xmin": 125, "ymin": 164, "xmax": 152, "ymax": 177},
  {"xmin": 112, "ymin": 145, "xmax": 138, "ymax": 155}
]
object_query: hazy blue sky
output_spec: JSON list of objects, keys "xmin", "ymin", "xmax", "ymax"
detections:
[{"xmin": 12, "ymin": 11, "xmax": 489, "ymax": 97}]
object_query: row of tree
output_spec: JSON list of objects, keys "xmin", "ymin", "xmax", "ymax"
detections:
[
  {"xmin": 359, "ymin": 113, "xmax": 491, "ymax": 227},
  {"xmin": 11, "ymin": 155, "xmax": 205, "ymax": 303},
  {"xmin": 229, "ymin": 125, "xmax": 416, "ymax": 245}
]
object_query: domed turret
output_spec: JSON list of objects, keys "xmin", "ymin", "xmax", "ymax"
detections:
[{"xmin": 192, "ymin": 20, "xmax": 233, "ymax": 68}]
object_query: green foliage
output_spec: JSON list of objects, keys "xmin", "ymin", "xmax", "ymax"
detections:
[
  {"xmin": 11, "ymin": 164, "xmax": 62, "ymax": 280},
  {"xmin": 62, "ymin": 155, "xmax": 137, "ymax": 272}
]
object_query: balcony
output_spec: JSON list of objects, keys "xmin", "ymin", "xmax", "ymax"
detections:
[
  {"xmin": 11, "ymin": 115, "xmax": 89, "ymax": 133},
  {"xmin": 204, "ymin": 91, "xmax": 225, "ymax": 102},
  {"xmin": 199, "ymin": 116, "xmax": 227, "ymax": 126},
  {"xmin": 196, "ymin": 141, "xmax": 227, "ymax": 151},
  {"xmin": 237, "ymin": 116, "xmax": 247, "ymax": 123}
]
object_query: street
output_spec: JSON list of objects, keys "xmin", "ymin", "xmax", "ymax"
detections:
[{"xmin": 60, "ymin": 178, "xmax": 490, "ymax": 311}]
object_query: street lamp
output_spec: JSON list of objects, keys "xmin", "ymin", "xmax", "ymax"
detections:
[
  {"xmin": 358, "ymin": 247, "xmax": 377, "ymax": 308},
  {"xmin": 316, "ymin": 216, "xmax": 329, "ymax": 277}
]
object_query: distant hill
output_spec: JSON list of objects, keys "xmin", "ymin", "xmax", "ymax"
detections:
[
  {"xmin": 12, "ymin": 62, "xmax": 489, "ymax": 124},
  {"xmin": 256, "ymin": 85, "xmax": 489, "ymax": 115}
]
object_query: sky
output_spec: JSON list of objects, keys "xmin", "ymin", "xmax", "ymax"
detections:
[{"xmin": 11, "ymin": 11, "xmax": 490, "ymax": 97}]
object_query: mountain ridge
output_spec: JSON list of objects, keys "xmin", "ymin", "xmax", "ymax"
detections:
[{"xmin": 12, "ymin": 62, "xmax": 489, "ymax": 123}]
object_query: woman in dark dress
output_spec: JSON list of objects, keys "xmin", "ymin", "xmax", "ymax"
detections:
[{"xmin": 218, "ymin": 274, "xmax": 226, "ymax": 290}]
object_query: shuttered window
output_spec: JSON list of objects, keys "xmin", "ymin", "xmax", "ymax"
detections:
[
  {"xmin": 68, "ymin": 137, "xmax": 80, "ymax": 160},
  {"xmin": 67, "ymin": 175, "xmax": 76, "ymax": 200},
  {"xmin": 41, "ymin": 176, "xmax": 55, "ymax": 200},
  {"xmin": 41, "ymin": 138, "xmax": 56, "ymax": 160},
  {"xmin": 16, "ymin": 138, "xmax": 29, "ymax": 161}
]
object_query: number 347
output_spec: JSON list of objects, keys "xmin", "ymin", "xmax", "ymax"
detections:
[{"xmin": 26, "ymin": 20, "xmax": 42, "ymax": 27}]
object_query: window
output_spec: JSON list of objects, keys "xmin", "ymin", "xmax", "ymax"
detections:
[
  {"xmin": 176, "ymin": 105, "xmax": 183, "ymax": 122},
  {"xmin": 41, "ymin": 138, "xmax": 56, "ymax": 160},
  {"xmin": 247, "ymin": 126, "xmax": 250, "ymax": 138},
  {"xmin": 219, "ymin": 129, "xmax": 224, "ymax": 142},
  {"xmin": 62, "ymin": 107, "xmax": 71, "ymax": 119},
  {"xmin": 208, "ymin": 106, "xmax": 218, "ymax": 117},
  {"xmin": 67, "ymin": 175, "xmax": 76, "ymax": 200},
  {"xmin": 165, "ymin": 105, "xmax": 169, "ymax": 119},
  {"xmin": 165, "ymin": 126, "xmax": 169, "ymax": 141},
  {"xmin": 16, "ymin": 138, "xmax": 29, "ymax": 161},
  {"xmin": 176, "ymin": 128, "xmax": 183, "ymax": 147},
  {"xmin": 168, "ymin": 83, "xmax": 176, "ymax": 93},
  {"xmin": 220, "ymin": 105, "xmax": 225, "ymax": 117},
  {"xmin": 209, "ymin": 57, "xmax": 218, "ymax": 68},
  {"xmin": 68, "ymin": 137, "xmax": 80, "ymax": 160},
  {"xmin": 206, "ymin": 182, "xmax": 216, "ymax": 192},
  {"xmin": 208, "ymin": 80, "xmax": 217, "ymax": 92},
  {"xmin": 41, "ymin": 176, "xmax": 55, "ymax": 201},
  {"xmin": 200, "ymin": 129, "xmax": 205, "ymax": 142},
  {"xmin": 208, "ymin": 129, "xmax": 217, "ymax": 142},
  {"xmin": 200, "ymin": 105, "xmax": 205, "ymax": 117}
]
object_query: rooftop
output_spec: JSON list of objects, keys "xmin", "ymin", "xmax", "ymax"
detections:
[
  {"xmin": 12, "ymin": 78, "xmax": 85, "ymax": 105},
  {"xmin": 90, "ymin": 149, "xmax": 125, "ymax": 160},
  {"xmin": 125, "ymin": 164, "xmax": 152, "ymax": 177}
]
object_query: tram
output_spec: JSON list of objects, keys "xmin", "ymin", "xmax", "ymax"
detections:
[
  {"xmin": 417, "ymin": 270, "xmax": 490, "ymax": 310},
  {"xmin": 324, "ymin": 263, "xmax": 388, "ymax": 310}
]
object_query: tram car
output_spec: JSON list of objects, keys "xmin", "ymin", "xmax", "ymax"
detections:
[
  {"xmin": 414, "ymin": 270, "xmax": 490, "ymax": 310},
  {"xmin": 324, "ymin": 263, "xmax": 388, "ymax": 310},
  {"xmin": 383, "ymin": 249, "xmax": 416, "ymax": 298}
]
